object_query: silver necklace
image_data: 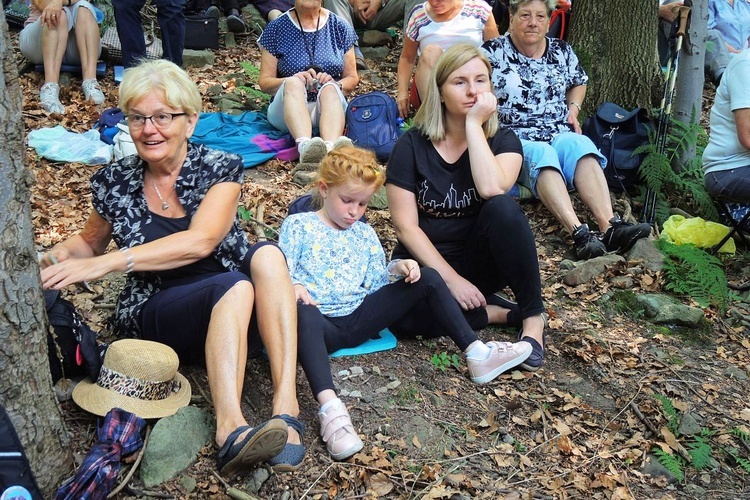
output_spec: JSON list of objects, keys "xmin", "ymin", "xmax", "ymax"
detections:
[{"xmin": 152, "ymin": 181, "xmax": 172, "ymax": 211}]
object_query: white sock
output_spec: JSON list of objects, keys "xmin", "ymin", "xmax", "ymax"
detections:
[
  {"xmin": 296, "ymin": 137, "xmax": 311, "ymax": 153},
  {"xmin": 320, "ymin": 397, "xmax": 342, "ymax": 414},
  {"xmin": 324, "ymin": 141, "xmax": 334, "ymax": 152},
  {"xmin": 465, "ymin": 340, "xmax": 491, "ymax": 360}
]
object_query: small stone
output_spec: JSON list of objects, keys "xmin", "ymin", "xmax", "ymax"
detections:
[
  {"xmin": 349, "ymin": 390, "xmax": 362, "ymax": 398},
  {"xmin": 725, "ymin": 365, "xmax": 748, "ymax": 380},
  {"xmin": 337, "ymin": 369, "xmax": 350, "ymax": 377},
  {"xmin": 350, "ymin": 366, "xmax": 364, "ymax": 376},
  {"xmin": 386, "ymin": 380, "xmax": 401, "ymax": 390},
  {"xmin": 372, "ymin": 366, "xmax": 381, "ymax": 375},
  {"xmin": 225, "ymin": 32, "xmax": 236, "ymax": 48},
  {"xmin": 179, "ymin": 475, "xmax": 196, "ymax": 494},
  {"xmin": 677, "ymin": 413, "xmax": 702, "ymax": 436},
  {"xmin": 339, "ymin": 389, "xmax": 350, "ymax": 397}
]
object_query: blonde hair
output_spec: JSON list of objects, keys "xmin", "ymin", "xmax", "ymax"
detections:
[
  {"xmin": 413, "ymin": 43, "xmax": 498, "ymax": 142},
  {"xmin": 119, "ymin": 59, "xmax": 202, "ymax": 115},
  {"xmin": 508, "ymin": 0, "xmax": 556, "ymax": 16},
  {"xmin": 310, "ymin": 146, "xmax": 385, "ymax": 208}
]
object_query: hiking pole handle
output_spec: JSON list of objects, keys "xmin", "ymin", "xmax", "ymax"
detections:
[{"xmin": 675, "ymin": 6, "xmax": 690, "ymax": 38}]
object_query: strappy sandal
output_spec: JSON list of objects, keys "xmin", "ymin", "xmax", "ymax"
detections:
[
  {"xmin": 267, "ymin": 414, "xmax": 306, "ymax": 472},
  {"xmin": 216, "ymin": 418, "xmax": 288, "ymax": 477}
]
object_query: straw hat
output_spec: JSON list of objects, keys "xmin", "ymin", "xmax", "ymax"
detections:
[{"xmin": 72, "ymin": 339, "xmax": 191, "ymax": 418}]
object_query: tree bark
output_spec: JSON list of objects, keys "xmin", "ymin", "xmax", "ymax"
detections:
[
  {"xmin": 0, "ymin": 10, "xmax": 73, "ymax": 497},
  {"xmin": 569, "ymin": 0, "xmax": 663, "ymax": 115}
]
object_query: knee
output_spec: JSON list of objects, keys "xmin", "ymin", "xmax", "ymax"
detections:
[
  {"xmin": 218, "ymin": 278, "xmax": 255, "ymax": 310},
  {"xmin": 283, "ymin": 77, "xmax": 306, "ymax": 99},
  {"xmin": 249, "ymin": 244, "xmax": 288, "ymax": 279}
]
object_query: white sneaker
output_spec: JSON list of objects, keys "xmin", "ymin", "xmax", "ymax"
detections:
[
  {"xmin": 467, "ymin": 340, "xmax": 532, "ymax": 384},
  {"xmin": 82, "ymin": 79, "xmax": 105, "ymax": 104},
  {"xmin": 332, "ymin": 136, "xmax": 354, "ymax": 150},
  {"xmin": 39, "ymin": 82, "xmax": 64, "ymax": 114},
  {"xmin": 298, "ymin": 137, "xmax": 327, "ymax": 164},
  {"xmin": 319, "ymin": 400, "xmax": 363, "ymax": 461}
]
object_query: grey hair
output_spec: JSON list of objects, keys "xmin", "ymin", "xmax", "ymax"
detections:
[{"xmin": 508, "ymin": 0, "xmax": 557, "ymax": 16}]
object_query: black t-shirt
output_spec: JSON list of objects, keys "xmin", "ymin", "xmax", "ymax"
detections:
[{"xmin": 386, "ymin": 127, "xmax": 522, "ymax": 264}]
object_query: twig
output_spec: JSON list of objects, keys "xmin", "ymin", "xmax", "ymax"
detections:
[
  {"xmin": 107, "ymin": 425, "xmax": 151, "ymax": 498},
  {"xmin": 211, "ymin": 470, "xmax": 259, "ymax": 500},
  {"xmin": 124, "ymin": 484, "xmax": 174, "ymax": 498},
  {"xmin": 629, "ymin": 401, "xmax": 659, "ymax": 436},
  {"xmin": 253, "ymin": 203, "xmax": 267, "ymax": 241}
]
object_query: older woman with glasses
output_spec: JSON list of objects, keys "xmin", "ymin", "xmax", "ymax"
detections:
[{"xmin": 39, "ymin": 59, "xmax": 303, "ymax": 476}]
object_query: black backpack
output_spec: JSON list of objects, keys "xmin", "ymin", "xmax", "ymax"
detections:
[
  {"xmin": 0, "ymin": 403, "xmax": 44, "ymax": 499},
  {"xmin": 345, "ymin": 91, "xmax": 402, "ymax": 163},
  {"xmin": 44, "ymin": 290, "xmax": 106, "ymax": 383},
  {"xmin": 583, "ymin": 102, "xmax": 653, "ymax": 194}
]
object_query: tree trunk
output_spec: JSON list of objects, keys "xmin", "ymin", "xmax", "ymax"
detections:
[
  {"xmin": 0, "ymin": 10, "xmax": 73, "ymax": 497},
  {"xmin": 674, "ymin": 0, "xmax": 707, "ymax": 166},
  {"xmin": 569, "ymin": 0, "xmax": 663, "ymax": 115}
]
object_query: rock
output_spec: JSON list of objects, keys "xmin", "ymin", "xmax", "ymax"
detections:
[
  {"xmin": 563, "ymin": 254, "xmax": 625, "ymax": 286},
  {"xmin": 140, "ymin": 406, "xmax": 214, "ymax": 487},
  {"xmin": 367, "ymin": 186, "xmax": 388, "ymax": 210},
  {"xmin": 350, "ymin": 366, "xmax": 364, "ymax": 376},
  {"xmin": 217, "ymin": 98, "xmax": 244, "ymax": 114},
  {"xmin": 243, "ymin": 4, "xmax": 267, "ymax": 35},
  {"xmin": 610, "ymin": 276, "xmax": 633, "ymax": 289},
  {"xmin": 642, "ymin": 453, "xmax": 680, "ymax": 484},
  {"xmin": 636, "ymin": 294, "xmax": 705, "ymax": 327},
  {"xmin": 361, "ymin": 30, "xmax": 393, "ymax": 47},
  {"xmin": 359, "ymin": 46, "xmax": 390, "ymax": 61},
  {"xmin": 292, "ymin": 170, "xmax": 316, "ymax": 187},
  {"xmin": 206, "ymin": 84, "xmax": 224, "ymax": 96},
  {"xmin": 677, "ymin": 413, "xmax": 702, "ymax": 436},
  {"xmin": 178, "ymin": 475, "xmax": 197, "ymax": 494},
  {"xmin": 59, "ymin": 72, "xmax": 73, "ymax": 87},
  {"xmin": 225, "ymin": 32, "xmax": 236, "ymax": 48},
  {"xmin": 243, "ymin": 467, "xmax": 270, "ymax": 494},
  {"xmin": 626, "ymin": 238, "xmax": 665, "ymax": 271},
  {"xmin": 725, "ymin": 365, "xmax": 748, "ymax": 380},
  {"xmin": 349, "ymin": 390, "xmax": 363, "ymax": 398},
  {"xmin": 182, "ymin": 49, "xmax": 215, "ymax": 67}
]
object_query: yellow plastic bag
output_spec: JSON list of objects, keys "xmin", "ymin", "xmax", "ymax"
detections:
[{"xmin": 660, "ymin": 214, "xmax": 735, "ymax": 254}]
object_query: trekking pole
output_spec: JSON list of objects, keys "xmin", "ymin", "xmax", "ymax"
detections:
[{"xmin": 642, "ymin": 5, "xmax": 691, "ymax": 225}]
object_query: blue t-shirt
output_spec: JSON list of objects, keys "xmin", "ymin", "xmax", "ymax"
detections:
[{"xmin": 258, "ymin": 9, "xmax": 357, "ymax": 81}]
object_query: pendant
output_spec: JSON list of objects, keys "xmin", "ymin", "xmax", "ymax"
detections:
[{"xmin": 161, "ymin": 201, "xmax": 169, "ymax": 211}]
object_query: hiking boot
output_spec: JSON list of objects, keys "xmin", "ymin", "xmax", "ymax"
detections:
[
  {"xmin": 467, "ymin": 340, "xmax": 532, "ymax": 384},
  {"xmin": 298, "ymin": 137, "xmax": 327, "ymax": 165},
  {"xmin": 204, "ymin": 5, "xmax": 220, "ymax": 19},
  {"xmin": 354, "ymin": 46, "xmax": 368, "ymax": 71},
  {"xmin": 82, "ymin": 79, "xmax": 105, "ymax": 104},
  {"xmin": 572, "ymin": 223, "xmax": 606, "ymax": 260},
  {"xmin": 226, "ymin": 9, "xmax": 246, "ymax": 33},
  {"xmin": 601, "ymin": 216, "xmax": 652, "ymax": 254},
  {"xmin": 39, "ymin": 82, "xmax": 64, "ymax": 114},
  {"xmin": 319, "ymin": 400, "xmax": 363, "ymax": 461}
]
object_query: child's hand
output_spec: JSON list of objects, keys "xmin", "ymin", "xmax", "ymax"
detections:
[
  {"xmin": 398, "ymin": 259, "xmax": 421, "ymax": 284},
  {"xmin": 293, "ymin": 284, "xmax": 317, "ymax": 306}
]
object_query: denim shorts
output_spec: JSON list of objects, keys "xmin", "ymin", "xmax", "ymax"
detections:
[{"xmin": 519, "ymin": 132, "xmax": 606, "ymax": 197}]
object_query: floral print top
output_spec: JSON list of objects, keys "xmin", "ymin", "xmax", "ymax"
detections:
[
  {"xmin": 278, "ymin": 212, "xmax": 390, "ymax": 317},
  {"xmin": 482, "ymin": 35, "xmax": 588, "ymax": 143},
  {"xmin": 90, "ymin": 143, "xmax": 249, "ymax": 337}
]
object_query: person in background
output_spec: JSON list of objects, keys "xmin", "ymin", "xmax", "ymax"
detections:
[
  {"xmin": 251, "ymin": 0, "xmax": 295, "ymax": 21},
  {"xmin": 112, "ymin": 0, "xmax": 185, "ymax": 68},
  {"xmin": 483, "ymin": 0, "xmax": 651, "ymax": 260},
  {"xmin": 703, "ymin": 49, "xmax": 750, "ymax": 211},
  {"xmin": 396, "ymin": 0, "xmax": 498, "ymax": 118},
  {"xmin": 258, "ymin": 0, "xmax": 359, "ymax": 166},
  {"xmin": 280, "ymin": 145, "xmax": 532, "ymax": 462},
  {"xmin": 387, "ymin": 43, "xmax": 549, "ymax": 371},
  {"xmin": 324, "ymin": 0, "xmax": 422, "ymax": 70},
  {"xmin": 193, "ymin": 0, "xmax": 246, "ymax": 33},
  {"xmin": 19, "ymin": 0, "xmax": 105, "ymax": 114},
  {"xmin": 39, "ymin": 59, "xmax": 301, "ymax": 477}
]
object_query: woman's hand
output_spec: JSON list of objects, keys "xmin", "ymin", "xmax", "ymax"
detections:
[
  {"xmin": 293, "ymin": 284, "xmax": 317, "ymax": 305},
  {"xmin": 445, "ymin": 274, "xmax": 486, "ymax": 311},
  {"xmin": 41, "ymin": 254, "xmax": 114, "ymax": 290},
  {"xmin": 39, "ymin": 246, "xmax": 72, "ymax": 269},
  {"xmin": 466, "ymin": 92, "xmax": 497, "ymax": 127},
  {"xmin": 397, "ymin": 92, "xmax": 410, "ymax": 120},
  {"xmin": 393, "ymin": 259, "xmax": 421, "ymax": 283},
  {"xmin": 566, "ymin": 108, "xmax": 582, "ymax": 134},
  {"xmin": 41, "ymin": 0, "xmax": 64, "ymax": 28}
]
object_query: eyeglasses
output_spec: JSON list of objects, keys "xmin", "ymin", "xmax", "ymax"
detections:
[{"xmin": 126, "ymin": 112, "xmax": 187, "ymax": 129}]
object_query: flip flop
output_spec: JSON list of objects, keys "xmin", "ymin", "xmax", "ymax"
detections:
[
  {"xmin": 216, "ymin": 418, "xmax": 288, "ymax": 477},
  {"xmin": 267, "ymin": 414, "xmax": 306, "ymax": 472}
]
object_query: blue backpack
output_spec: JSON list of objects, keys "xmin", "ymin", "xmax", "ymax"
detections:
[{"xmin": 345, "ymin": 91, "xmax": 402, "ymax": 162}]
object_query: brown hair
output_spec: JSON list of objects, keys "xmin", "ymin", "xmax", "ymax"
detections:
[{"xmin": 310, "ymin": 146, "xmax": 385, "ymax": 208}]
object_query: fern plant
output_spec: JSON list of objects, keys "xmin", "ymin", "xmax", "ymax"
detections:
[
  {"xmin": 686, "ymin": 430, "xmax": 714, "ymax": 469},
  {"xmin": 635, "ymin": 112, "xmax": 717, "ymax": 225},
  {"xmin": 654, "ymin": 239, "xmax": 729, "ymax": 313},
  {"xmin": 653, "ymin": 393, "xmax": 681, "ymax": 435},
  {"xmin": 652, "ymin": 448, "xmax": 685, "ymax": 481}
]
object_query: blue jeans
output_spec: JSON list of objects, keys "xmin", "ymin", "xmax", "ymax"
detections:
[{"xmin": 113, "ymin": 0, "xmax": 185, "ymax": 67}]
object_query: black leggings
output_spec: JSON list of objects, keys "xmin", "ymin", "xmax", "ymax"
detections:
[
  {"xmin": 297, "ymin": 267, "xmax": 478, "ymax": 396},
  {"xmin": 395, "ymin": 195, "xmax": 545, "ymax": 333}
]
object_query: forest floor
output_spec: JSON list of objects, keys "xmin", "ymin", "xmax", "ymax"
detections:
[{"xmin": 11, "ymin": 20, "xmax": 750, "ymax": 500}]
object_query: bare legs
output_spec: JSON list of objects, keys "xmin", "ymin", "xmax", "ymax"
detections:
[
  {"xmin": 210, "ymin": 245, "xmax": 300, "ymax": 448},
  {"xmin": 282, "ymin": 79, "xmax": 345, "ymax": 142},
  {"xmin": 72, "ymin": 7, "xmax": 101, "ymax": 82}
]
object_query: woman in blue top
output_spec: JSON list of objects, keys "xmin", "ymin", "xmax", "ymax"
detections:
[{"xmin": 258, "ymin": 0, "xmax": 359, "ymax": 166}]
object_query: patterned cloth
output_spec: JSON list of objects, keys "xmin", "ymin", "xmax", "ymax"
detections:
[
  {"xmin": 405, "ymin": 0, "xmax": 492, "ymax": 55},
  {"xmin": 56, "ymin": 408, "xmax": 146, "ymax": 500},
  {"xmin": 482, "ymin": 35, "xmax": 588, "ymax": 143},
  {"xmin": 278, "ymin": 212, "xmax": 390, "ymax": 317},
  {"xmin": 90, "ymin": 142, "xmax": 248, "ymax": 337}
]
